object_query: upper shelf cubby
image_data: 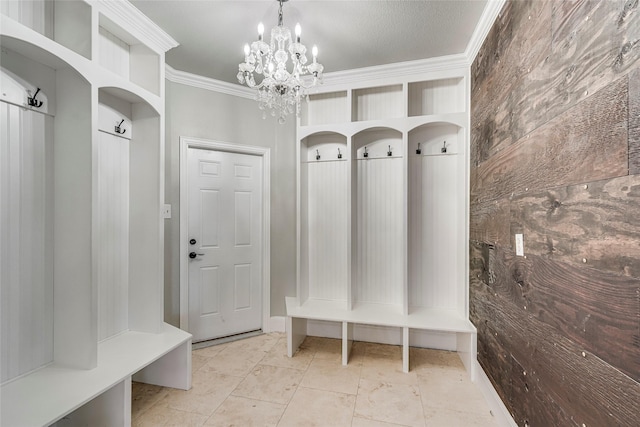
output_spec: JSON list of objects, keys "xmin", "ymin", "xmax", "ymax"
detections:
[
  {"xmin": 1, "ymin": 0, "xmax": 92, "ymax": 60},
  {"xmin": 408, "ymin": 78, "xmax": 464, "ymax": 117},
  {"xmin": 298, "ymin": 75, "xmax": 466, "ymax": 130},
  {"xmin": 300, "ymin": 91, "xmax": 349, "ymax": 127},
  {"xmin": 352, "ymin": 84, "xmax": 403, "ymax": 122},
  {"xmin": 98, "ymin": 14, "xmax": 161, "ymax": 96}
]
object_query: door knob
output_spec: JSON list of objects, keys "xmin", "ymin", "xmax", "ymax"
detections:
[{"xmin": 189, "ymin": 252, "xmax": 204, "ymax": 259}]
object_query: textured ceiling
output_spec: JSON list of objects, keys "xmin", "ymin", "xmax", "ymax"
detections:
[{"xmin": 131, "ymin": 0, "xmax": 488, "ymax": 84}]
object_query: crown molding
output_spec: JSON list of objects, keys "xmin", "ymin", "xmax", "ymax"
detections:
[
  {"xmin": 94, "ymin": 0, "xmax": 179, "ymax": 54},
  {"xmin": 322, "ymin": 53, "xmax": 469, "ymax": 89},
  {"xmin": 165, "ymin": 54, "xmax": 468, "ymax": 97},
  {"xmin": 465, "ymin": 0, "xmax": 506, "ymax": 63},
  {"xmin": 165, "ymin": 65, "xmax": 255, "ymax": 99}
]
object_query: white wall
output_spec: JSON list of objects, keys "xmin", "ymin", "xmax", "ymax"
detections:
[{"xmin": 164, "ymin": 81, "xmax": 297, "ymax": 325}]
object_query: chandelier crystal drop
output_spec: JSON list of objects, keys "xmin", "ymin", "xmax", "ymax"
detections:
[{"xmin": 237, "ymin": 0, "xmax": 324, "ymax": 124}]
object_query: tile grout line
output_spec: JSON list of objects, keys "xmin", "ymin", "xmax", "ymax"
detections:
[
  {"xmin": 200, "ymin": 334, "xmax": 280, "ymax": 426},
  {"xmin": 274, "ymin": 339, "xmax": 318, "ymax": 426}
]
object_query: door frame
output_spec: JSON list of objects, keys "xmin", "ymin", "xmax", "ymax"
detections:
[{"xmin": 179, "ymin": 136, "xmax": 271, "ymax": 334}]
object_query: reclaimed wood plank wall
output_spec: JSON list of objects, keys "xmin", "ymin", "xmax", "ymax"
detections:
[{"xmin": 470, "ymin": 1, "xmax": 640, "ymax": 425}]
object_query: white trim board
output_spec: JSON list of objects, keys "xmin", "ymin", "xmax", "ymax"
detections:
[
  {"xmin": 179, "ymin": 137, "xmax": 271, "ymax": 338},
  {"xmin": 465, "ymin": 0, "xmax": 507, "ymax": 63},
  {"xmin": 304, "ymin": 320, "xmax": 458, "ymax": 351},
  {"xmin": 266, "ymin": 316, "xmax": 286, "ymax": 333},
  {"xmin": 475, "ymin": 360, "xmax": 518, "ymax": 427},
  {"xmin": 95, "ymin": 0, "xmax": 179, "ymax": 54},
  {"xmin": 166, "ymin": 65, "xmax": 254, "ymax": 99}
]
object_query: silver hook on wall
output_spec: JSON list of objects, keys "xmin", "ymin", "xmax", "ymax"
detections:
[
  {"xmin": 337, "ymin": 148, "xmax": 342, "ymax": 159},
  {"xmin": 316, "ymin": 149, "xmax": 320, "ymax": 161},
  {"xmin": 387, "ymin": 145, "xmax": 392, "ymax": 156},
  {"xmin": 363, "ymin": 147, "xmax": 368, "ymax": 158},
  {"xmin": 441, "ymin": 141, "xmax": 447, "ymax": 153}
]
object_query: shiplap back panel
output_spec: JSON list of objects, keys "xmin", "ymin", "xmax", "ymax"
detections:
[
  {"xmin": 97, "ymin": 131, "xmax": 130, "ymax": 341},
  {"xmin": 407, "ymin": 154, "xmax": 423, "ymax": 308},
  {"xmin": 301, "ymin": 92, "xmax": 349, "ymax": 126},
  {"xmin": 408, "ymin": 78, "xmax": 464, "ymax": 116},
  {"xmin": 355, "ymin": 157, "xmax": 403, "ymax": 305},
  {"xmin": 410, "ymin": 154, "xmax": 460, "ymax": 309},
  {"xmin": 98, "ymin": 26, "xmax": 130, "ymax": 80},
  {"xmin": 352, "ymin": 85, "xmax": 403, "ymax": 122},
  {"xmin": 307, "ymin": 160, "xmax": 348, "ymax": 301},
  {"xmin": 0, "ymin": 102, "xmax": 53, "ymax": 384},
  {"xmin": 0, "ymin": 0, "xmax": 51, "ymax": 37}
]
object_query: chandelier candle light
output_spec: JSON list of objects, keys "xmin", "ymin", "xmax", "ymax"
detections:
[{"xmin": 238, "ymin": 0, "xmax": 324, "ymax": 123}]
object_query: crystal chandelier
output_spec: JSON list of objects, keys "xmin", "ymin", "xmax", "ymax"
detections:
[{"xmin": 237, "ymin": 0, "xmax": 324, "ymax": 124}]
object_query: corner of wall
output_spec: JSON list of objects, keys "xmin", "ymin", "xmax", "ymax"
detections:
[{"xmin": 265, "ymin": 316, "xmax": 286, "ymax": 333}]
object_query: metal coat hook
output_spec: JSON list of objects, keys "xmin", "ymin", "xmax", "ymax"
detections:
[
  {"xmin": 363, "ymin": 147, "xmax": 368, "ymax": 158},
  {"xmin": 27, "ymin": 88, "xmax": 43, "ymax": 108},
  {"xmin": 387, "ymin": 145, "xmax": 392, "ymax": 156},
  {"xmin": 441, "ymin": 141, "xmax": 447, "ymax": 153},
  {"xmin": 416, "ymin": 143, "xmax": 422, "ymax": 154},
  {"xmin": 316, "ymin": 149, "xmax": 320, "ymax": 161},
  {"xmin": 115, "ymin": 119, "xmax": 126, "ymax": 135},
  {"xmin": 337, "ymin": 148, "xmax": 342, "ymax": 159}
]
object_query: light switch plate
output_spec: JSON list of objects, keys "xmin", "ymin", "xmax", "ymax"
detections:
[{"xmin": 515, "ymin": 233, "xmax": 524, "ymax": 256}]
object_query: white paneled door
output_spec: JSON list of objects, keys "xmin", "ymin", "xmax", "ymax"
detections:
[{"xmin": 187, "ymin": 148, "xmax": 263, "ymax": 342}]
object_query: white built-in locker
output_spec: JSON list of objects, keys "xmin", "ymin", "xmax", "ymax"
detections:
[
  {"xmin": 288, "ymin": 73, "xmax": 476, "ymax": 375},
  {"xmin": 0, "ymin": 2, "xmax": 191, "ymax": 426}
]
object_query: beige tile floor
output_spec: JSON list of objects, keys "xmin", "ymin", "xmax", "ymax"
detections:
[{"xmin": 132, "ymin": 333, "xmax": 499, "ymax": 427}]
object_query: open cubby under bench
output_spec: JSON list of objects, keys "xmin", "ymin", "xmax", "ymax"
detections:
[{"xmin": 286, "ymin": 297, "xmax": 476, "ymax": 376}]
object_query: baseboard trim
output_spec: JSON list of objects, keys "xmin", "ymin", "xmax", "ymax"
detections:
[
  {"xmin": 192, "ymin": 329, "xmax": 262, "ymax": 349},
  {"xmin": 265, "ymin": 316, "xmax": 286, "ymax": 333},
  {"xmin": 474, "ymin": 360, "xmax": 517, "ymax": 427},
  {"xmin": 304, "ymin": 319, "xmax": 459, "ymax": 351}
]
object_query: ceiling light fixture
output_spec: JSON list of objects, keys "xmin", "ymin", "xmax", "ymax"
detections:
[{"xmin": 237, "ymin": 0, "xmax": 324, "ymax": 124}]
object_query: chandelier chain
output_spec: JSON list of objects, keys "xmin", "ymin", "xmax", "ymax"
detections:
[{"xmin": 278, "ymin": 0, "xmax": 284, "ymax": 26}]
